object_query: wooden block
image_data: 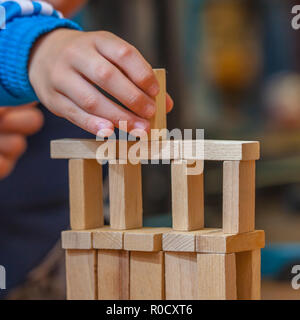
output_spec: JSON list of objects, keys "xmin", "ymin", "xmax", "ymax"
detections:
[
  {"xmin": 165, "ymin": 252, "xmax": 198, "ymax": 300},
  {"xmin": 61, "ymin": 230, "xmax": 92, "ymax": 249},
  {"xmin": 130, "ymin": 251, "xmax": 164, "ymax": 299},
  {"xmin": 196, "ymin": 229, "xmax": 265, "ymax": 253},
  {"xmin": 197, "ymin": 253, "xmax": 237, "ymax": 300},
  {"xmin": 69, "ymin": 159, "xmax": 103, "ymax": 230},
  {"xmin": 163, "ymin": 229, "xmax": 219, "ymax": 252},
  {"xmin": 171, "ymin": 160, "xmax": 204, "ymax": 231},
  {"xmin": 109, "ymin": 162, "xmax": 143, "ymax": 230},
  {"xmin": 98, "ymin": 250, "xmax": 129, "ymax": 300},
  {"xmin": 124, "ymin": 227, "xmax": 171, "ymax": 251},
  {"xmin": 150, "ymin": 69, "xmax": 167, "ymax": 140},
  {"xmin": 65, "ymin": 249, "xmax": 97, "ymax": 300},
  {"xmin": 51, "ymin": 139, "xmax": 259, "ymax": 161},
  {"xmin": 236, "ymin": 249, "xmax": 261, "ymax": 300},
  {"xmin": 223, "ymin": 160, "xmax": 255, "ymax": 234},
  {"xmin": 93, "ymin": 227, "xmax": 123, "ymax": 250}
]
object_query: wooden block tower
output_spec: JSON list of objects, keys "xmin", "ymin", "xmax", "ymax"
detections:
[{"xmin": 51, "ymin": 69, "xmax": 264, "ymax": 300}]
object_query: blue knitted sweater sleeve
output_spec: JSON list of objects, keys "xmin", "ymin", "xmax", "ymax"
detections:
[{"xmin": 0, "ymin": 1, "xmax": 81, "ymax": 106}]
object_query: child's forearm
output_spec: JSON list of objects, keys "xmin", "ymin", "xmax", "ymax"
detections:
[{"xmin": 0, "ymin": 0, "xmax": 81, "ymax": 106}]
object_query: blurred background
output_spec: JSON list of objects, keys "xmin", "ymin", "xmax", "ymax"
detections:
[{"xmin": 6, "ymin": 0, "xmax": 300, "ymax": 299}]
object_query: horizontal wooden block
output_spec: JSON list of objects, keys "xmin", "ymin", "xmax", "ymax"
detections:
[
  {"xmin": 196, "ymin": 230, "xmax": 265, "ymax": 253},
  {"xmin": 51, "ymin": 139, "xmax": 259, "ymax": 161},
  {"xmin": 163, "ymin": 229, "xmax": 218, "ymax": 252},
  {"xmin": 124, "ymin": 228, "xmax": 172, "ymax": 251},
  {"xmin": 61, "ymin": 230, "xmax": 92, "ymax": 249},
  {"xmin": 163, "ymin": 229, "xmax": 264, "ymax": 253},
  {"xmin": 93, "ymin": 227, "xmax": 124, "ymax": 250}
]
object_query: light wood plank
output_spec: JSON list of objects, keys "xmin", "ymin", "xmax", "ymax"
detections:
[
  {"xmin": 171, "ymin": 160, "xmax": 204, "ymax": 231},
  {"xmin": 130, "ymin": 251, "xmax": 164, "ymax": 299},
  {"xmin": 65, "ymin": 249, "xmax": 97, "ymax": 300},
  {"xmin": 109, "ymin": 162, "xmax": 143, "ymax": 230},
  {"xmin": 223, "ymin": 160, "xmax": 255, "ymax": 234},
  {"xmin": 51, "ymin": 139, "xmax": 260, "ymax": 161},
  {"xmin": 236, "ymin": 249, "xmax": 261, "ymax": 300},
  {"xmin": 98, "ymin": 250, "xmax": 129, "ymax": 300},
  {"xmin": 93, "ymin": 227, "xmax": 123, "ymax": 250},
  {"xmin": 165, "ymin": 252, "xmax": 198, "ymax": 299},
  {"xmin": 196, "ymin": 229, "xmax": 265, "ymax": 253},
  {"xmin": 150, "ymin": 69, "xmax": 167, "ymax": 140},
  {"xmin": 69, "ymin": 159, "xmax": 103, "ymax": 230},
  {"xmin": 61, "ymin": 230, "xmax": 92, "ymax": 249},
  {"xmin": 197, "ymin": 253, "xmax": 237, "ymax": 300},
  {"xmin": 124, "ymin": 228, "xmax": 171, "ymax": 251}
]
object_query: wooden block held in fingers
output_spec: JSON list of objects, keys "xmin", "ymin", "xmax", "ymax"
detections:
[
  {"xmin": 171, "ymin": 160, "xmax": 204, "ymax": 231},
  {"xmin": 197, "ymin": 253, "xmax": 237, "ymax": 300},
  {"xmin": 69, "ymin": 159, "xmax": 103, "ymax": 230},
  {"xmin": 124, "ymin": 228, "xmax": 171, "ymax": 251},
  {"xmin": 150, "ymin": 69, "xmax": 167, "ymax": 140},
  {"xmin": 165, "ymin": 252, "xmax": 198, "ymax": 300},
  {"xmin": 223, "ymin": 160, "xmax": 255, "ymax": 234},
  {"xmin": 98, "ymin": 250, "xmax": 129, "ymax": 300},
  {"xmin": 196, "ymin": 229, "xmax": 265, "ymax": 253},
  {"xmin": 61, "ymin": 230, "xmax": 92, "ymax": 249},
  {"xmin": 130, "ymin": 251, "xmax": 164, "ymax": 299},
  {"xmin": 66, "ymin": 249, "xmax": 97, "ymax": 300},
  {"xmin": 109, "ymin": 162, "xmax": 143, "ymax": 230},
  {"xmin": 236, "ymin": 250, "xmax": 261, "ymax": 300},
  {"xmin": 93, "ymin": 227, "xmax": 124, "ymax": 250}
]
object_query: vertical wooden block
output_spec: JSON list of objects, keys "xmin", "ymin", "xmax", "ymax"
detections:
[
  {"xmin": 236, "ymin": 249, "xmax": 261, "ymax": 300},
  {"xmin": 165, "ymin": 252, "xmax": 198, "ymax": 300},
  {"xmin": 223, "ymin": 160, "xmax": 255, "ymax": 234},
  {"xmin": 150, "ymin": 69, "xmax": 167, "ymax": 140},
  {"xmin": 65, "ymin": 249, "xmax": 97, "ymax": 300},
  {"xmin": 197, "ymin": 253, "xmax": 237, "ymax": 300},
  {"xmin": 130, "ymin": 251, "xmax": 164, "ymax": 299},
  {"xmin": 171, "ymin": 160, "xmax": 204, "ymax": 231},
  {"xmin": 109, "ymin": 162, "xmax": 143, "ymax": 230},
  {"xmin": 98, "ymin": 250, "xmax": 129, "ymax": 300},
  {"xmin": 69, "ymin": 159, "xmax": 103, "ymax": 230}
]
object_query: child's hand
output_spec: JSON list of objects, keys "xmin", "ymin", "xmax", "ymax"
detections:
[
  {"xmin": 29, "ymin": 29, "xmax": 173, "ymax": 136},
  {"xmin": 0, "ymin": 104, "xmax": 44, "ymax": 179}
]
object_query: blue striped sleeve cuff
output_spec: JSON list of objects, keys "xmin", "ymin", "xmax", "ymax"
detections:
[{"xmin": 0, "ymin": 14, "xmax": 81, "ymax": 102}]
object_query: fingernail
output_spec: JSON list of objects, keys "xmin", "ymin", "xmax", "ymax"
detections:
[
  {"xmin": 148, "ymin": 83, "xmax": 160, "ymax": 96},
  {"xmin": 145, "ymin": 104, "xmax": 156, "ymax": 118},
  {"xmin": 134, "ymin": 121, "xmax": 147, "ymax": 131},
  {"xmin": 96, "ymin": 124, "xmax": 114, "ymax": 138}
]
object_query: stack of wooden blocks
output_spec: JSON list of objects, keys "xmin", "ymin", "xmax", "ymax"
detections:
[{"xmin": 51, "ymin": 69, "xmax": 265, "ymax": 300}]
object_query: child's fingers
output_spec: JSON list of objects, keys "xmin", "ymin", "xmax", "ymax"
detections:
[
  {"xmin": 0, "ymin": 134, "xmax": 27, "ymax": 158},
  {"xmin": 55, "ymin": 72, "xmax": 150, "ymax": 133},
  {"xmin": 95, "ymin": 32, "xmax": 160, "ymax": 97},
  {"xmin": 166, "ymin": 93, "xmax": 174, "ymax": 113},
  {"xmin": 52, "ymin": 92, "xmax": 114, "ymax": 137},
  {"xmin": 72, "ymin": 49, "xmax": 156, "ymax": 119},
  {"xmin": 0, "ymin": 107, "xmax": 44, "ymax": 135},
  {"xmin": 0, "ymin": 155, "xmax": 16, "ymax": 180}
]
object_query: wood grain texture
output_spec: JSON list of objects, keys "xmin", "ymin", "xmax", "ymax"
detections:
[
  {"xmin": 150, "ymin": 69, "xmax": 167, "ymax": 140},
  {"xmin": 236, "ymin": 250, "xmax": 261, "ymax": 300},
  {"xmin": 65, "ymin": 249, "xmax": 97, "ymax": 300},
  {"xmin": 98, "ymin": 250, "xmax": 129, "ymax": 300},
  {"xmin": 171, "ymin": 160, "xmax": 204, "ymax": 231},
  {"xmin": 69, "ymin": 159, "xmax": 103, "ymax": 230},
  {"xmin": 130, "ymin": 251, "xmax": 164, "ymax": 300},
  {"xmin": 223, "ymin": 160, "xmax": 255, "ymax": 234},
  {"xmin": 165, "ymin": 252, "xmax": 198, "ymax": 300},
  {"xmin": 197, "ymin": 253, "xmax": 237, "ymax": 300},
  {"xmin": 61, "ymin": 230, "xmax": 92, "ymax": 249},
  {"xmin": 93, "ymin": 227, "xmax": 124, "ymax": 250},
  {"xmin": 109, "ymin": 162, "xmax": 142, "ymax": 230},
  {"xmin": 124, "ymin": 228, "xmax": 171, "ymax": 251},
  {"xmin": 51, "ymin": 139, "xmax": 260, "ymax": 161},
  {"xmin": 196, "ymin": 229, "xmax": 265, "ymax": 253}
]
